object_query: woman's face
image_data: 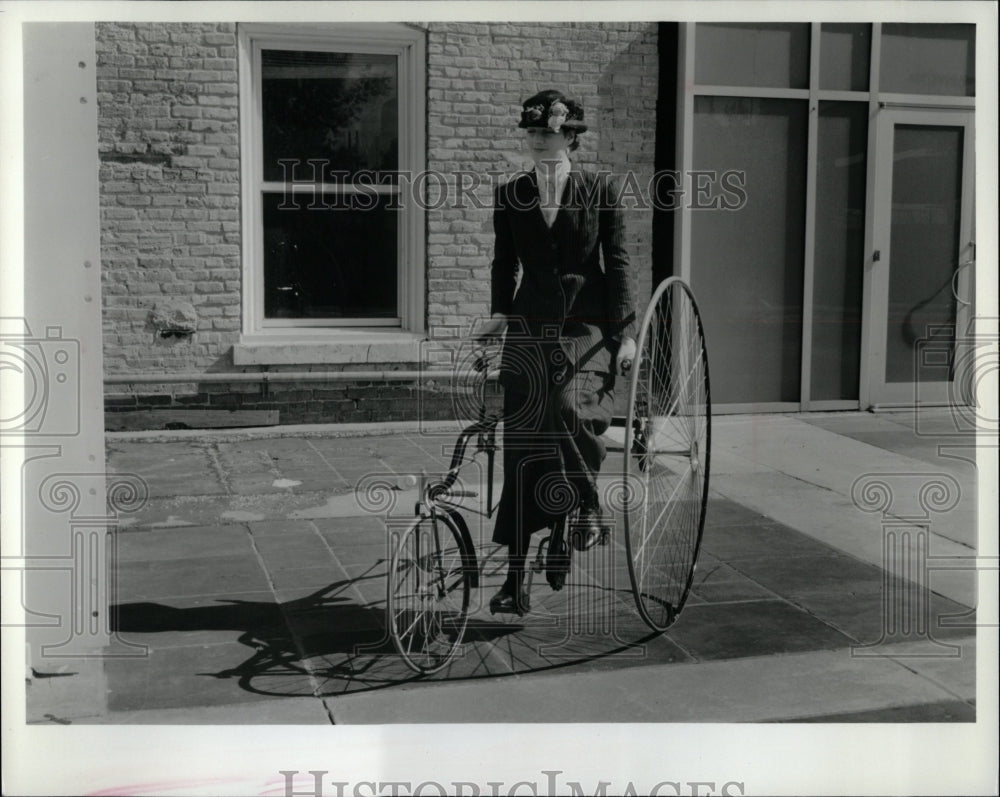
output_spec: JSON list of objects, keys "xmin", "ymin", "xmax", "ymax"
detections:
[{"xmin": 525, "ymin": 127, "xmax": 574, "ymax": 163}]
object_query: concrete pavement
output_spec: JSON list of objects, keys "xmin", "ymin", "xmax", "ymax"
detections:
[{"xmin": 25, "ymin": 409, "xmax": 984, "ymax": 724}]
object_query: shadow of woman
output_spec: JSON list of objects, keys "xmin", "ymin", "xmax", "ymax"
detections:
[
  {"xmin": 111, "ymin": 563, "xmax": 421, "ymax": 697},
  {"xmin": 111, "ymin": 556, "xmax": 657, "ymax": 700},
  {"xmin": 110, "ymin": 561, "xmax": 534, "ymax": 698}
]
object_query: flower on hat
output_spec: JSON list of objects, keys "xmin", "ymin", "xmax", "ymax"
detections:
[
  {"xmin": 547, "ymin": 101, "xmax": 569, "ymax": 132},
  {"xmin": 525, "ymin": 104, "xmax": 545, "ymax": 122}
]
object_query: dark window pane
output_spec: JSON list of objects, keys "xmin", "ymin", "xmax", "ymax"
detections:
[
  {"xmin": 691, "ymin": 97, "xmax": 808, "ymax": 404},
  {"xmin": 695, "ymin": 23, "xmax": 810, "ymax": 89},
  {"xmin": 263, "ymin": 193, "xmax": 398, "ymax": 320},
  {"xmin": 885, "ymin": 125, "xmax": 963, "ymax": 383},
  {"xmin": 261, "ymin": 49, "xmax": 398, "ymax": 182},
  {"xmin": 812, "ymin": 102, "xmax": 868, "ymax": 400},
  {"xmin": 820, "ymin": 23, "xmax": 871, "ymax": 91},
  {"xmin": 880, "ymin": 24, "xmax": 975, "ymax": 96}
]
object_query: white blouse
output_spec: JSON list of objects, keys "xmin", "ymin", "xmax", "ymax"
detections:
[{"xmin": 534, "ymin": 156, "xmax": 571, "ymax": 227}]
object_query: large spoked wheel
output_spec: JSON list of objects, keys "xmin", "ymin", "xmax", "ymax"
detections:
[
  {"xmin": 388, "ymin": 511, "xmax": 471, "ymax": 673},
  {"xmin": 623, "ymin": 277, "xmax": 711, "ymax": 632}
]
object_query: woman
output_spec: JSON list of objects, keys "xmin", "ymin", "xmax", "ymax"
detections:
[{"xmin": 476, "ymin": 89, "xmax": 637, "ymax": 615}]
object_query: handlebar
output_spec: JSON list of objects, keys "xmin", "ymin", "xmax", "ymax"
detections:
[{"xmin": 472, "ymin": 346, "xmax": 501, "ymax": 373}]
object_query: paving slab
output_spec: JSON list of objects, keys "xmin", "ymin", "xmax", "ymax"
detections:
[
  {"xmin": 701, "ymin": 496, "xmax": 778, "ymax": 528},
  {"xmin": 664, "ymin": 600, "xmax": 853, "ymax": 660},
  {"xmin": 250, "ymin": 531, "xmax": 331, "ymax": 556},
  {"xmin": 107, "ymin": 442, "xmax": 225, "ymax": 498},
  {"xmin": 114, "ymin": 492, "xmax": 342, "ymax": 529},
  {"xmin": 27, "ymin": 658, "xmax": 108, "ymax": 723},
  {"xmin": 711, "ymin": 471, "xmax": 977, "ymax": 606},
  {"xmin": 689, "ymin": 573, "xmax": 778, "ymax": 603},
  {"xmin": 104, "ymin": 641, "xmax": 291, "ymax": 712},
  {"xmin": 729, "ymin": 552, "xmax": 886, "ymax": 599},
  {"xmin": 255, "ymin": 543, "xmax": 337, "ymax": 571},
  {"xmin": 312, "ymin": 514, "xmax": 394, "ymax": 539},
  {"xmin": 113, "ymin": 525, "xmax": 253, "ymax": 563},
  {"xmin": 327, "ymin": 544, "xmax": 395, "ymax": 571},
  {"xmin": 115, "ymin": 555, "xmax": 271, "ymax": 602},
  {"xmin": 86, "ymin": 696, "xmax": 333, "ymax": 724},
  {"xmin": 879, "ymin": 408, "xmax": 976, "ymax": 436},
  {"xmin": 266, "ymin": 564, "xmax": 350, "ymax": 591},
  {"xmin": 787, "ymin": 589, "xmax": 976, "ymax": 648},
  {"xmin": 714, "ymin": 415, "xmax": 927, "ymax": 494},
  {"xmin": 788, "ymin": 699, "xmax": 976, "ymax": 722},
  {"xmin": 246, "ymin": 518, "xmax": 318, "ymax": 535},
  {"xmin": 328, "ymin": 636, "xmax": 976, "ymax": 724},
  {"xmin": 700, "ymin": 518, "xmax": 842, "ymax": 561}
]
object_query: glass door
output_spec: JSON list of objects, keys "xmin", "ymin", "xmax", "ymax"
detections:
[{"xmin": 865, "ymin": 108, "xmax": 975, "ymax": 407}]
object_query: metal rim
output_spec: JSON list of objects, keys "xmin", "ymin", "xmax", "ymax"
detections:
[
  {"xmin": 387, "ymin": 511, "xmax": 471, "ymax": 674},
  {"xmin": 622, "ymin": 277, "xmax": 711, "ymax": 632}
]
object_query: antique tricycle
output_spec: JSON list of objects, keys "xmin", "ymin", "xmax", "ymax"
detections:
[{"xmin": 387, "ymin": 277, "xmax": 711, "ymax": 673}]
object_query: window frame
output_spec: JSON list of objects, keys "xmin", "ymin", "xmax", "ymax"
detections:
[{"xmin": 238, "ymin": 23, "xmax": 426, "ymax": 339}]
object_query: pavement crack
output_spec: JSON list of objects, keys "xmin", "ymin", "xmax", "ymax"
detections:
[
  {"xmin": 304, "ymin": 438, "xmax": 349, "ymax": 486},
  {"xmin": 205, "ymin": 443, "xmax": 233, "ymax": 496},
  {"xmin": 245, "ymin": 523, "xmax": 329, "ymax": 705},
  {"xmin": 870, "ymin": 632, "xmax": 977, "ymax": 702}
]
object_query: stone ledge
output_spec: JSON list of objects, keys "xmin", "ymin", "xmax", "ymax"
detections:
[{"xmin": 232, "ymin": 331, "xmax": 428, "ymax": 365}]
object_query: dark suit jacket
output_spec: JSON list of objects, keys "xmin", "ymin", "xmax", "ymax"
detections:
[{"xmin": 491, "ymin": 168, "xmax": 637, "ymax": 393}]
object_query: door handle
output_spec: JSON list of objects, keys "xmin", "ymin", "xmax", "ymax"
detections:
[{"xmin": 952, "ymin": 257, "xmax": 975, "ymax": 307}]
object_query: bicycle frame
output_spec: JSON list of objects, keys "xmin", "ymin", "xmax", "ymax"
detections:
[
  {"xmin": 418, "ymin": 349, "xmax": 503, "ymax": 522},
  {"xmin": 402, "ymin": 349, "xmax": 502, "ymax": 598}
]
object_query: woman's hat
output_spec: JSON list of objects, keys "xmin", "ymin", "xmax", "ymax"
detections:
[{"xmin": 519, "ymin": 89, "xmax": 588, "ymax": 133}]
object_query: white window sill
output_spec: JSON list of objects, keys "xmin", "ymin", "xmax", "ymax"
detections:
[{"xmin": 233, "ymin": 330, "xmax": 428, "ymax": 366}]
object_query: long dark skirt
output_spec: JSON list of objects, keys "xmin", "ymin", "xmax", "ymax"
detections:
[{"xmin": 492, "ymin": 370, "xmax": 616, "ymax": 555}]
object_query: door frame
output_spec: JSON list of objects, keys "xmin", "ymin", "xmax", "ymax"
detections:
[{"xmin": 861, "ymin": 105, "xmax": 975, "ymax": 409}]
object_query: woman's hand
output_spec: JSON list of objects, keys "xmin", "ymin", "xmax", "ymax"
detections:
[
  {"xmin": 475, "ymin": 313, "xmax": 508, "ymax": 341},
  {"xmin": 616, "ymin": 336, "xmax": 637, "ymax": 376}
]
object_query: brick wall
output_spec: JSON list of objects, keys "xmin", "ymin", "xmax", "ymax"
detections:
[
  {"xmin": 97, "ymin": 22, "xmax": 241, "ymax": 376},
  {"xmin": 96, "ymin": 21, "xmax": 659, "ymax": 427},
  {"xmin": 104, "ymin": 376, "xmax": 504, "ymax": 426}
]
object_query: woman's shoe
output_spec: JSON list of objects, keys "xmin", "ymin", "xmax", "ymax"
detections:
[
  {"xmin": 545, "ymin": 530, "xmax": 570, "ymax": 591},
  {"xmin": 489, "ymin": 583, "xmax": 530, "ymax": 616}
]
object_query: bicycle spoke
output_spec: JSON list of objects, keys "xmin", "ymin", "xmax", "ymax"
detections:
[
  {"xmin": 623, "ymin": 278, "xmax": 711, "ymax": 632},
  {"xmin": 640, "ymin": 474, "xmax": 697, "ymax": 586},
  {"xmin": 388, "ymin": 514, "xmax": 471, "ymax": 674}
]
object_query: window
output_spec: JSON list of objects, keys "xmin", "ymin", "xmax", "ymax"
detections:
[
  {"xmin": 239, "ymin": 24, "xmax": 425, "ymax": 338},
  {"xmin": 694, "ymin": 23, "xmax": 810, "ymax": 89},
  {"xmin": 880, "ymin": 23, "xmax": 975, "ymax": 97},
  {"xmin": 819, "ymin": 24, "xmax": 871, "ymax": 92},
  {"xmin": 812, "ymin": 102, "xmax": 868, "ymax": 400},
  {"xmin": 690, "ymin": 97, "xmax": 808, "ymax": 404}
]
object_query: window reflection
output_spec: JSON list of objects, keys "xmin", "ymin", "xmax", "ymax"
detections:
[{"xmin": 261, "ymin": 49, "xmax": 398, "ymax": 182}]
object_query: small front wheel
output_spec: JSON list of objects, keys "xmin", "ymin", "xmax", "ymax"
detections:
[{"xmin": 388, "ymin": 511, "xmax": 471, "ymax": 674}]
